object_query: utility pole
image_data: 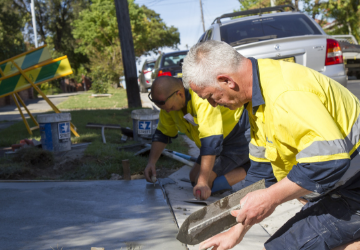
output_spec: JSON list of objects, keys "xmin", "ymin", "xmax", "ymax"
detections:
[
  {"xmin": 270, "ymin": 0, "xmax": 276, "ymax": 13},
  {"xmin": 114, "ymin": 0, "xmax": 142, "ymax": 108},
  {"xmin": 30, "ymin": 0, "xmax": 38, "ymax": 48},
  {"xmin": 30, "ymin": 0, "xmax": 38, "ymax": 99},
  {"xmin": 199, "ymin": 0, "xmax": 205, "ymax": 33}
]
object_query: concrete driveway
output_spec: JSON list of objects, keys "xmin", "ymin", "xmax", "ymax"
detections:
[
  {"xmin": 0, "ymin": 180, "xmax": 185, "ymax": 250},
  {"xmin": 140, "ymin": 92, "xmax": 158, "ymax": 110}
]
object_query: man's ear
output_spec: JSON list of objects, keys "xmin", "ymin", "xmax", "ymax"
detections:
[
  {"xmin": 177, "ymin": 88, "xmax": 184, "ymax": 99},
  {"xmin": 217, "ymin": 74, "xmax": 236, "ymax": 90}
]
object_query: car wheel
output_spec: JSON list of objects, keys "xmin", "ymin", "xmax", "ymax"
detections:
[{"xmin": 140, "ymin": 83, "xmax": 147, "ymax": 93}]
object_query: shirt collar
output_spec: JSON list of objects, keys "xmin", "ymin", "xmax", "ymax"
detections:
[
  {"xmin": 185, "ymin": 88, "xmax": 191, "ymax": 106},
  {"xmin": 247, "ymin": 57, "xmax": 265, "ymax": 114}
]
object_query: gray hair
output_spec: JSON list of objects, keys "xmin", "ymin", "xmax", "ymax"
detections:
[{"xmin": 182, "ymin": 40, "xmax": 245, "ymax": 89}]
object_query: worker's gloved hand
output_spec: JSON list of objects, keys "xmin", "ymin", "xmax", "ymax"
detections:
[
  {"xmin": 193, "ymin": 181, "xmax": 211, "ymax": 200},
  {"xmin": 144, "ymin": 163, "xmax": 156, "ymax": 183}
]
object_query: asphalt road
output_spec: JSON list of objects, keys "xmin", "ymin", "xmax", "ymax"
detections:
[
  {"xmin": 347, "ymin": 80, "xmax": 360, "ymax": 99},
  {"xmin": 0, "ymin": 92, "xmax": 84, "ymax": 130}
]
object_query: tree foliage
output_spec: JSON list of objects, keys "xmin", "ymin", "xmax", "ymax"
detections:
[
  {"xmin": 324, "ymin": 0, "xmax": 360, "ymax": 42},
  {"xmin": 236, "ymin": 0, "xmax": 292, "ymax": 11},
  {"xmin": 3, "ymin": 0, "xmax": 180, "ymax": 94},
  {"xmin": 72, "ymin": 0, "xmax": 180, "ymax": 85},
  {"xmin": 0, "ymin": 0, "xmax": 27, "ymax": 61},
  {"xmin": 14, "ymin": 0, "xmax": 91, "ymax": 75}
]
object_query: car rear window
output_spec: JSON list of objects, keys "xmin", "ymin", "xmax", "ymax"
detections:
[
  {"xmin": 162, "ymin": 53, "xmax": 187, "ymax": 67},
  {"xmin": 146, "ymin": 62, "xmax": 155, "ymax": 69},
  {"xmin": 220, "ymin": 14, "xmax": 322, "ymax": 45}
]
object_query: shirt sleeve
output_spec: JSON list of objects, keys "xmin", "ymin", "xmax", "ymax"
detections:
[
  {"xmin": 156, "ymin": 109, "xmax": 178, "ymax": 137},
  {"xmin": 287, "ymin": 159, "xmax": 351, "ymax": 195},
  {"xmin": 274, "ymin": 91, "xmax": 351, "ymax": 194},
  {"xmin": 152, "ymin": 129, "xmax": 178, "ymax": 144},
  {"xmin": 194, "ymin": 98, "xmax": 224, "ymax": 156},
  {"xmin": 244, "ymin": 160, "xmax": 277, "ymax": 188}
]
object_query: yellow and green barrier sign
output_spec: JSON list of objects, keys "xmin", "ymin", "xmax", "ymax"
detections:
[
  {"xmin": 0, "ymin": 46, "xmax": 73, "ymax": 99},
  {"xmin": 0, "ymin": 45, "xmax": 79, "ymax": 137},
  {"xmin": 0, "ymin": 56, "xmax": 72, "ymax": 98},
  {"xmin": 0, "ymin": 45, "xmax": 52, "ymax": 77}
]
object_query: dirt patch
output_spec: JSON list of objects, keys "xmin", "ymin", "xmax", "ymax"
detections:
[
  {"xmin": 0, "ymin": 146, "xmax": 88, "ymax": 180},
  {"xmin": 53, "ymin": 146, "xmax": 87, "ymax": 170},
  {"xmin": 14, "ymin": 147, "xmax": 54, "ymax": 169},
  {"xmin": 0, "ymin": 144, "xmax": 180, "ymax": 180}
]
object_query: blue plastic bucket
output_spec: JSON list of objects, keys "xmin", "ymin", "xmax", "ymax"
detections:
[
  {"xmin": 131, "ymin": 109, "xmax": 159, "ymax": 141},
  {"xmin": 38, "ymin": 113, "xmax": 72, "ymax": 152}
]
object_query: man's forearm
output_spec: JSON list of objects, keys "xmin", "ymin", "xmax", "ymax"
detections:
[
  {"xmin": 266, "ymin": 177, "xmax": 312, "ymax": 206},
  {"xmin": 197, "ymin": 155, "xmax": 216, "ymax": 185},
  {"xmin": 148, "ymin": 141, "xmax": 167, "ymax": 165}
]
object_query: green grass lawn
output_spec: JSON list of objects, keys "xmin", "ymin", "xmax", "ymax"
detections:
[
  {"xmin": 0, "ymin": 109, "xmax": 135, "ymax": 147},
  {"xmin": 57, "ymin": 88, "xmax": 128, "ymax": 110},
  {"xmin": 0, "ymin": 109, "xmax": 190, "ymax": 180}
]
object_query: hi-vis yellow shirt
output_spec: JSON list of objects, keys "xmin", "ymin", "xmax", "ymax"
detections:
[
  {"xmin": 156, "ymin": 88, "xmax": 243, "ymax": 155},
  {"xmin": 247, "ymin": 58, "xmax": 360, "ymax": 186}
]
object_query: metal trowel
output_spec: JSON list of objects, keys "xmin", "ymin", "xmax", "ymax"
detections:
[{"xmin": 176, "ymin": 179, "xmax": 266, "ymax": 245}]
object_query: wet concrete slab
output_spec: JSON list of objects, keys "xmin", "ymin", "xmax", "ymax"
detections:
[
  {"xmin": 0, "ymin": 180, "xmax": 186, "ymax": 250},
  {"xmin": 164, "ymin": 166, "xmax": 270, "ymax": 250},
  {"xmin": 164, "ymin": 166, "xmax": 304, "ymax": 249}
]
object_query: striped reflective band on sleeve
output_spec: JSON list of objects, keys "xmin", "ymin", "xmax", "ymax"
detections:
[
  {"xmin": 296, "ymin": 113, "xmax": 360, "ymax": 161},
  {"xmin": 249, "ymin": 143, "xmax": 266, "ymax": 160}
]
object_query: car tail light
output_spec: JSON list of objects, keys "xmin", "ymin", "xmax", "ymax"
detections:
[
  {"xmin": 325, "ymin": 39, "xmax": 343, "ymax": 66},
  {"xmin": 157, "ymin": 70, "xmax": 172, "ymax": 77},
  {"xmin": 143, "ymin": 70, "xmax": 152, "ymax": 74},
  {"xmin": 146, "ymin": 80, "xmax": 150, "ymax": 84}
]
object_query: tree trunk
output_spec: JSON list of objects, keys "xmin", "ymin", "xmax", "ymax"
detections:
[
  {"xmin": 294, "ymin": 0, "xmax": 299, "ymax": 11},
  {"xmin": 114, "ymin": 0, "xmax": 141, "ymax": 108}
]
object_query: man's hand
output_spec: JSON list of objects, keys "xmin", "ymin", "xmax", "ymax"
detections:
[
  {"xmin": 144, "ymin": 163, "xmax": 156, "ymax": 183},
  {"xmin": 145, "ymin": 141, "xmax": 167, "ymax": 183},
  {"xmin": 233, "ymin": 189, "xmax": 277, "ymax": 226},
  {"xmin": 199, "ymin": 223, "xmax": 250, "ymax": 250},
  {"xmin": 193, "ymin": 180, "xmax": 211, "ymax": 200},
  {"xmin": 234, "ymin": 177, "xmax": 312, "ymax": 226},
  {"xmin": 194, "ymin": 155, "xmax": 216, "ymax": 200}
]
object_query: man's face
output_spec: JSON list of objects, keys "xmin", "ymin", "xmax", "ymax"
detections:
[
  {"xmin": 190, "ymin": 83, "xmax": 240, "ymax": 110},
  {"xmin": 155, "ymin": 91, "xmax": 184, "ymax": 113}
]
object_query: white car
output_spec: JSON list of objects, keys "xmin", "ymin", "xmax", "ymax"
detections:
[
  {"xmin": 199, "ymin": 4, "xmax": 347, "ymax": 87},
  {"xmin": 138, "ymin": 59, "xmax": 156, "ymax": 93}
]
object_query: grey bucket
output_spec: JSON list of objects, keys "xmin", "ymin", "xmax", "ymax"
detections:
[
  {"xmin": 38, "ymin": 113, "xmax": 72, "ymax": 152},
  {"xmin": 131, "ymin": 109, "xmax": 159, "ymax": 141}
]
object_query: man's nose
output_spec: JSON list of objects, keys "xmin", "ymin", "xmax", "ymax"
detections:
[{"xmin": 207, "ymin": 98, "xmax": 218, "ymax": 107}]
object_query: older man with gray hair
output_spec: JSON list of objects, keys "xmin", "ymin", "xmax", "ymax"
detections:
[{"xmin": 182, "ymin": 40, "xmax": 360, "ymax": 250}]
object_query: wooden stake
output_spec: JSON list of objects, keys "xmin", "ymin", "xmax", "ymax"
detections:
[{"xmin": 122, "ymin": 159, "xmax": 131, "ymax": 180}]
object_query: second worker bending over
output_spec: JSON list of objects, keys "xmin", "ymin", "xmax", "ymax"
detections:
[{"xmin": 144, "ymin": 76, "xmax": 253, "ymax": 200}]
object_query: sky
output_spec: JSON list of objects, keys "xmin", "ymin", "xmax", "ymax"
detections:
[{"xmin": 134, "ymin": 0, "xmax": 241, "ymax": 70}]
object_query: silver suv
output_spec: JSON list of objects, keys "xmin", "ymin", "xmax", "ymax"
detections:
[{"xmin": 199, "ymin": 5, "xmax": 347, "ymax": 87}]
